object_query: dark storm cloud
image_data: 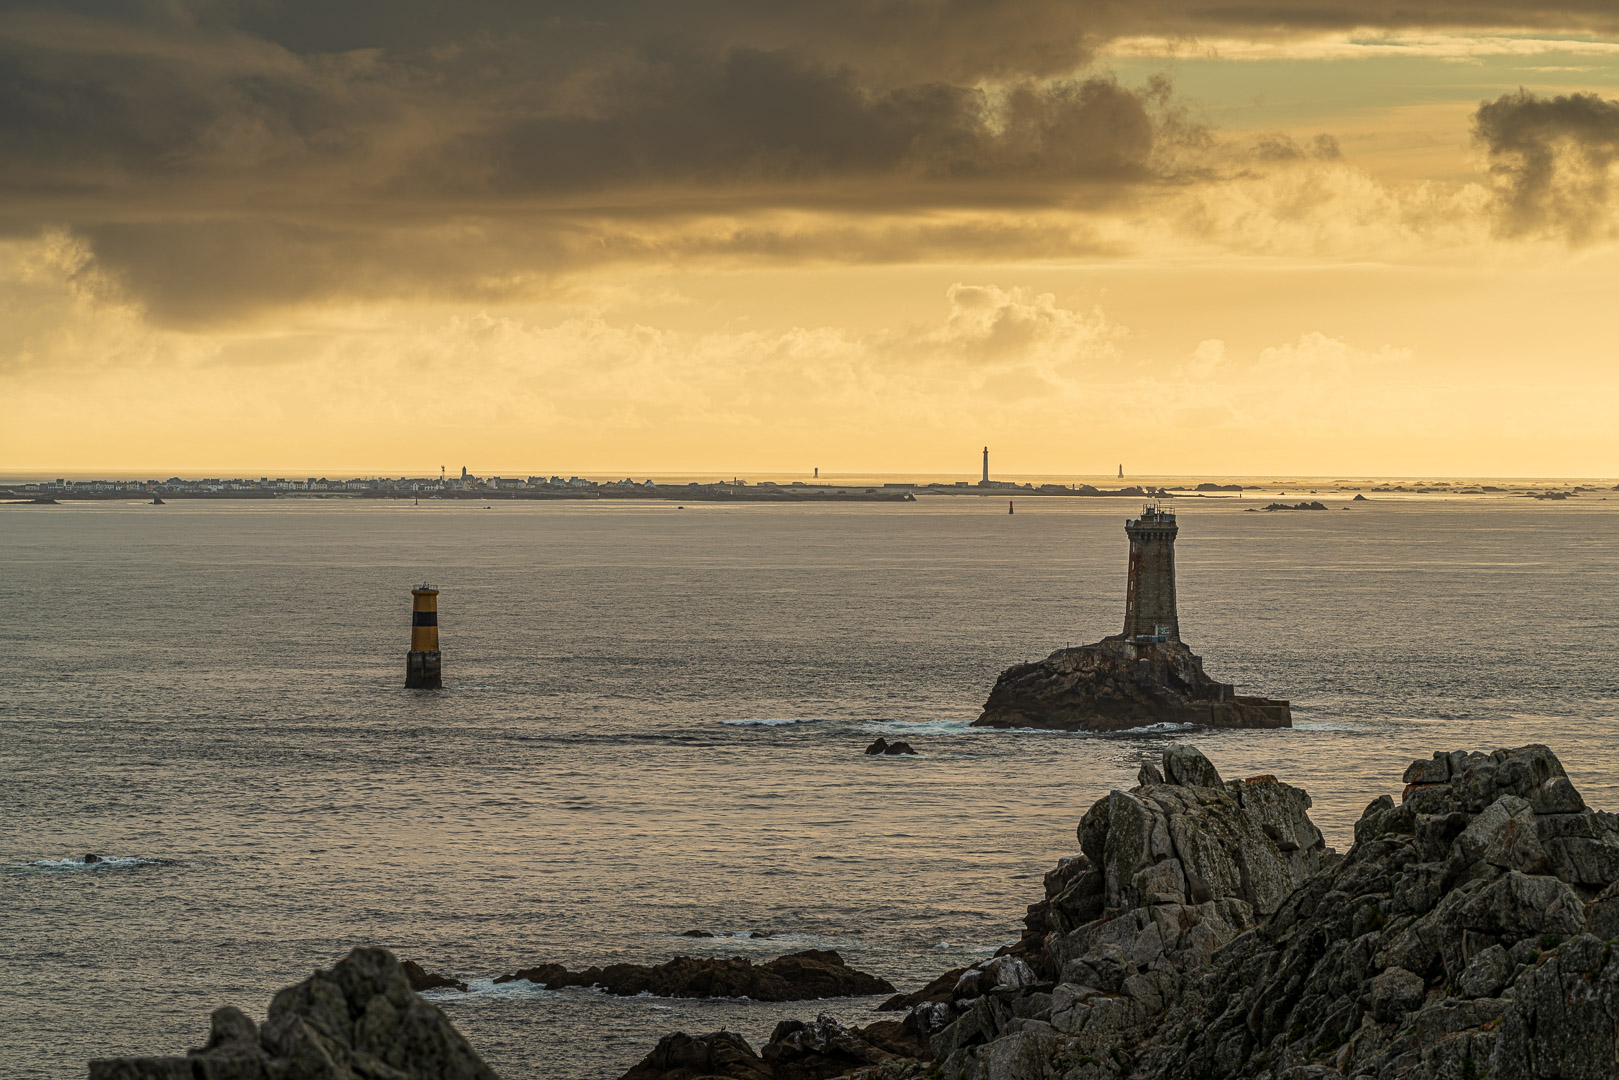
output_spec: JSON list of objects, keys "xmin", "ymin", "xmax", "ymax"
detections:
[
  {"xmin": 455, "ymin": 53, "xmax": 1159, "ymax": 196},
  {"xmin": 3, "ymin": 0, "xmax": 1618, "ymax": 323},
  {"xmin": 0, "ymin": 2, "xmax": 1191, "ymax": 319},
  {"xmin": 1473, "ymin": 90, "xmax": 1619, "ymax": 242}
]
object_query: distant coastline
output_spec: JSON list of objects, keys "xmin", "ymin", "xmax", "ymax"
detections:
[{"xmin": 3, "ymin": 474, "xmax": 1612, "ymax": 503}]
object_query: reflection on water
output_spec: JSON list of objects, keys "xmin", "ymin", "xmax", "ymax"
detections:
[{"xmin": 2, "ymin": 497, "xmax": 1616, "ymax": 1078}]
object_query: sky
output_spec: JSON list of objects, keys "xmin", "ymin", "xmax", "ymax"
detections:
[{"xmin": 3, "ymin": 1, "xmax": 1619, "ymax": 478}]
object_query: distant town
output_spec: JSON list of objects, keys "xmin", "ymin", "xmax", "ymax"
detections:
[
  {"xmin": 3, "ymin": 466, "xmax": 1609, "ymax": 504},
  {"xmin": 0, "ymin": 466, "xmax": 1178, "ymax": 503}
]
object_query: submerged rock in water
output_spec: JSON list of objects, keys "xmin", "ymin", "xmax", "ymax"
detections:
[
  {"xmin": 88, "ymin": 947, "xmax": 496, "ymax": 1080},
  {"xmin": 623, "ymin": 744, "xmax": 1619, "ymax": 1080},
  {"xmin": 973, "ymin": 636, "xmax": 1291, "ymax": 731},
  {"xmin": 867, "ymin": 738, "xmax": 918, "ymax": 756},
  {"xmin": 495, "ymin": 949, "xmax": 895, "ymax": 1002},
  {"xmin": 404, "ymin": 959, "xmax": 470, "ymax": 993}
]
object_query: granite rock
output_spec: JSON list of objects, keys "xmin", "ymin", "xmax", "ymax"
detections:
[{"xmin": 88, "ymin": 947, "xmax": 497, "ymax": 1080}]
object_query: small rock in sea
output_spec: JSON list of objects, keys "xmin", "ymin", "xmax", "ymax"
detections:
[
  {"xmin": 680, "ymin": 929, "xmax": 717, "ymax": 937},
  {"xmin": 1353, "ymin": 493, "xmax": 1369, "ymax": 501},
  {"xmin": 403, "ymin": 959, "xmax": 470, "ymax": 993},
  {"xmin": 749, "ymin": 931, "xmax": 774, "ymax": 939},
  {"xmin": 83, "ymin": 854, "xmax": 103, "ymax": 865},
  {"xmin": 865, "ymin": 738, "xmax": 888, "ymax": 755}
]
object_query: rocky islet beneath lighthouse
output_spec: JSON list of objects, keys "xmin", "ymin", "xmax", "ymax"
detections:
[{"xmin": 973, "ymin": 508, "xmax": 1292, "ymax": 731}]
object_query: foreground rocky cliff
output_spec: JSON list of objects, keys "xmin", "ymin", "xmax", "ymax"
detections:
[
  {"xmin": 86, "ymin": 747, "xmax": 1619, "ymax": 1080},
  {"xmin": 973, "ymin": 638, "xmax": 1291, "ymax": 731},
  {"xmin": 627, "ymin": 744, "xmax": 1619, "ymax": 1080}
]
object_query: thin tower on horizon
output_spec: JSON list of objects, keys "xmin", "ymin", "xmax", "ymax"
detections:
[{"xmin": 982, "ymin": 446, "xmax": 989, "ymax": 484}]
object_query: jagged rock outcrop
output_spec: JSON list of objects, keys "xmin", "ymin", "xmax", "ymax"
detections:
[
  {"xmin": 972, "ymin": 638, "xmax": 1290, "ymax": 731},
  {"xmin": 911, "ymin": 746, "xmax": 1331, "ymax": 1079},
  {"xmin": 404, "ymin": 960, "xmax": 469, "ymax": 993},
  {"xmin": 89, "ymin": 947, "xmax": 496, "ymax": 1080},
  {"xmin": 1145, "ymin": 744, "xmax": 1619, "ymax": 1080},
  {"xmin": 496, "ymin": 949, "xmax": 894, "ymax": 1001},
  {"xmin": 635, "ymin": 744, "xmax": 1619, "ymax": 1080}
]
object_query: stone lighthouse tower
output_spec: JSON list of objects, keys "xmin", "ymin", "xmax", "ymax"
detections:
[{"xmin": 1123, "ymin": 507, "xmax": 1179, "ymax": 641}]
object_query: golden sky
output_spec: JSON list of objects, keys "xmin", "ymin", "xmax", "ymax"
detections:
[{"xmin": 3, "ymin": 2, "xmax": 1618, "ymax": 476}]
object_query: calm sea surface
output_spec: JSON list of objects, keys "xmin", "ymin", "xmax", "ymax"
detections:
[{"xmin": 3, "ymin": 496, "xmax": 1617, "ymax": 1079}]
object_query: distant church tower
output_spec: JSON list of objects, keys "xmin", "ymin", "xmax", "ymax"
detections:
[
  {"xmin": 1123, "ymin": 507, "xmax": 1179, "ymax": 641},
  {"xmin": 982, "ymin": 446, "xmax": 989, "ymax": 484}
]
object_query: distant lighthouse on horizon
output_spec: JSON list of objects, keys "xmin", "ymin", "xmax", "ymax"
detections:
[{"xmin": 982, "ymin": 446, "xmax": 989, "ymax": 484}]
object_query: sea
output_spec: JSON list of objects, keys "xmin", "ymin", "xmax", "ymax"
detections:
[{"xmin": 3, "ymin": 492, "xmax": 1617, "ymax": 1079}]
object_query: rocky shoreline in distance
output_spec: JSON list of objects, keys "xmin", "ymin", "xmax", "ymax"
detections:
[{"xmin": 493, "ymin": 949, "xmax": 895, "ymax": 1002}]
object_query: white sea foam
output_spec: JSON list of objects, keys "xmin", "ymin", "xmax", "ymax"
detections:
[
  {"xmin": 655, "ymin": 930, "xmax": 863, "ymax": 950},
  {"xmin": 17, "ymin": 856, "xmax": 176, "ymax": 872},
  {"xmin": 721, "ymin": 717, "xmax": 828, "ymax": 727},
  {"xmin": 436, "ymin": 977, "xmax": 559, "ymax": 1001},
  {"xmin": 860, "ymin": 719, "xmax": 973, "ymax": 737}
]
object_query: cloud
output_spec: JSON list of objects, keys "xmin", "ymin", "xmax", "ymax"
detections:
[
  {"xmin": 448, "ymin": 56, "xmax": 1161, "ymax": 198},
  {"xmin": 2, "ymin": 1, "xmax": 1618, "ymax": 329},
  {"xmin": 1105, "ymin": 0, "xmax": 1619, "ymax": 39},
  {"xmin": 0, "ymin": 3, "xmax": 1205, "ymax": 322},
  {"xmin": 1473, "ymin": 89, "xmax": 1619, "ymax": 242},
  {"xmin": 7, "ymin": 254, "xmax": 1616, "ymax": 475},
  {"xmin": 1106, "ymin": 31, "xmax": 1619, "ymax": 62}
]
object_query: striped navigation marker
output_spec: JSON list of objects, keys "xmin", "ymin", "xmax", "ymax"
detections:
[{"xmin": 405, "ymin": 584, "xmax": 442, "ymax": 689}]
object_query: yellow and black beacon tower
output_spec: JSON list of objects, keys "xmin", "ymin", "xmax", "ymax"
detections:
[{"xmin": 405, "ymin": 584, "xmax": 442, "ymax": 689}]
